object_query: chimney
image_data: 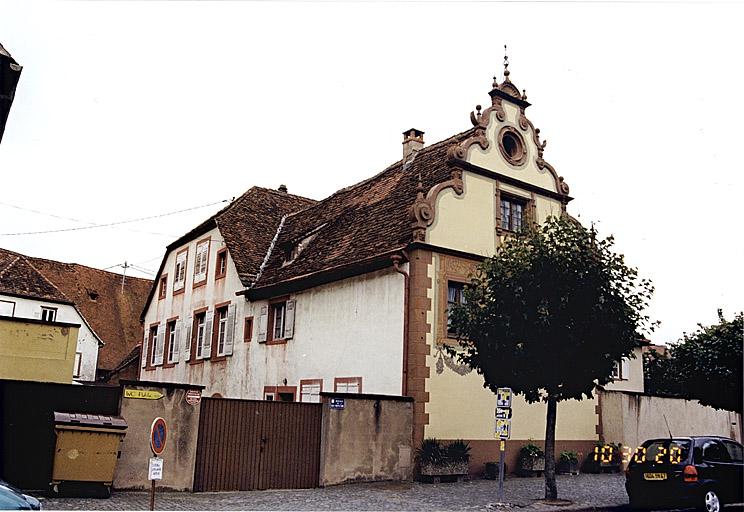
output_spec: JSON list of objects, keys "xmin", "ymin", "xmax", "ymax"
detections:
[
  {"xmin": 402, "ymin": 128, "xmax": 424, "ymax": 160},
  {"xmin": 277, "ymin": 184, "xmax": 288, "ymax": 193}
]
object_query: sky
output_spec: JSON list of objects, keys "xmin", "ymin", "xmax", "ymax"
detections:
[{"xmin": 1, "ymin": 0, "xmax": 742, "ymax": 345}]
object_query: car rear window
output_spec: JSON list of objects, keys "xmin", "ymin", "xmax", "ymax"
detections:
[{"xmin": 632, "ymin": 439, "xmax": 691, "ymax": 466}]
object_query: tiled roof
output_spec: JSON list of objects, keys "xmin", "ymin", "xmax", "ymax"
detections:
[
  {"xmin": 252, "ymin": 129, "xmax": 475, "ymax": 289},
  {"xmin": 28, "ymin": 256, "xmax": 152, "ymax": 371},
  {"xmin": 0, "ymin": 248, "xmax": 69, "ymax": 304},
  {"xmin": 216, "ymin": 187, "xmax": 317, "ymax": 284},
  {"xmin": 140, "ymin": 187, "xmax": 316, "ymax": 319}
]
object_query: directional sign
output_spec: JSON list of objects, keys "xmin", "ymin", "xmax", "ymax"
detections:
[
  {"xmin": 496, "ymin": 387, "xmax": 512, "ymax": 408},
  {"xmin": 495, "ymin": 407, "xmax": 512, "ymax": 420},
  {"xmin": 495, "ymin": 419, "xmax": 511, "ymax": 440},
  {"xmin": 124, "ymin": 389, "xmax": 164, "ymax": 400},
  {"xmin": 150, "ymin": 417, "xmax": 167, "ymax": 456},
  {"xmin": 330, "ymin": 398, "xmax": 345, "ymax": 410},
  {"xmin": 148, "ymin": 457, "xmax": 163, "ymax": 480}
]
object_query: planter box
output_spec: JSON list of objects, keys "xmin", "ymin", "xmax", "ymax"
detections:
[
  {"xmin": 557, "ymin": 459, "xmax": 580, "ymax": 475},
  {"xmin": 484, "ymin": 462, "xmax": 508, "ymax": 480},
  {"xmin": 582, "ymin": 458, "xmax": 621, "ymax": 474},
  {"xmin": 418, "ymin": 462, "xmax": 469, "ymax": 483},
  {"xmin": 517, "ymin": 455, "xmax": 545, "ymax": 477}
]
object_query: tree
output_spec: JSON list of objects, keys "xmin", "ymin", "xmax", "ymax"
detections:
[
  {"xmin": 644, "ymin": 311, "xmax": 743, "ymax": 417},
  {"xmin": 449, "ymin": 216, "xmax": 654, "ymax": 500}
]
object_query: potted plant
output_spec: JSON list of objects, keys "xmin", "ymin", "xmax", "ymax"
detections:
[
  {"xmin": 557, "ymin": 450, "xmax": 580, "ymax": 475},
  {"xmin": 517, "ymin": 442, "xmax": 545, "ymax": 477},
  {"xmin": 583, "ymin": 442, "xmax": 622, "ymax": 473},
  {"xmin": 417, "ymin": 438, "xmax": 470, "ymax": 482}
]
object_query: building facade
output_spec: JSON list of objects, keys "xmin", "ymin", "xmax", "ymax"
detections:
[{"xmin": 140, "ymin": 69, "xmax": 646, "ymax": 470}]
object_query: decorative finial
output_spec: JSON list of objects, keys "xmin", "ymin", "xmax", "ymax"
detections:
[
  {"xmin": 416, "ymin": 173, "xmax": 425, "ymax": 196},
  {"xmin": 503, "ymin": 44, "xmax": 510, "ymax": 80},
  {"xmin": 476, "ymin": 104, "xmax": 482, "ymax": 119},
  {"xmin": 522, "ymin": 89, "xmax": 527, "ymax": 101},
  {"xmin": 492, "ymin": 75, "xmax": 498, "ymax": 88}
]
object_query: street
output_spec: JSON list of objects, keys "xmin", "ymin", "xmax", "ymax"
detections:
[{"xmin": 34, "ymin": 473, "xmax": 740, "ymax": 511}]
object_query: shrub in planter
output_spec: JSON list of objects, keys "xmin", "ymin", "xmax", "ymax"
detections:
[
  {"xmin": 417, "ymin": 438, "xmax": 470, "ymax": 478},
  {"xmin": 557, "ymin": 450, "xmax": 580, "ymax": 475},
  {"xmin": 517, "ymin": 442, "xmax": 545, "ymax": 476}
]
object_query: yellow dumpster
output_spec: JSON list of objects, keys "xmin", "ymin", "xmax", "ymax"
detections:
[{"xmin": 51, "ymin": 412, "xmax": 127, "ymax": 497}]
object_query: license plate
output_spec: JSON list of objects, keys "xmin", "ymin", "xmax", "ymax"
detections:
[{"xmin": 644, "ymin": 472, "xmax": 667, "ymax": 481}]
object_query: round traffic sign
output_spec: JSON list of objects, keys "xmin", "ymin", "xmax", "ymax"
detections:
[{"xmin": 150, "ymin": 417, "xmax": 167, "ymax": 456}]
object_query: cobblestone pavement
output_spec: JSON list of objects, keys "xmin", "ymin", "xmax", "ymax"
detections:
[{"xmin": 38, "ymin": 474, "xmax": 631, "ymax": 511}]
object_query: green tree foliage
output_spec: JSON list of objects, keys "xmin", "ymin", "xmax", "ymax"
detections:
[
  {"xmin": 449, "ymin": 216, "xmax": 654, "ymax": 499},
  {"xmin": 644, "ymin": 311, "xmax": 743, "ymax": 415}
]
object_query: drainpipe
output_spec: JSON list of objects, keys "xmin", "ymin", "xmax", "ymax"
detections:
[{"xmin": 391, "ymin": 253, "xmax": 409, "ymax": 396}]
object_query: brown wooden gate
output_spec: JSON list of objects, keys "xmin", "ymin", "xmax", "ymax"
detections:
[{"xmin": 193, "ymin": 398, "xmax": 322, "ymax": 491}]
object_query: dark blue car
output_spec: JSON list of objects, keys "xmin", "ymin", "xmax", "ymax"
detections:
[
  {"xmin": 625, "ymin": 436, "xmax": 743, "ymax": 511},
  {"xmin": 0, "ymin": 480, "xmax": 41, "ymax": 510}
]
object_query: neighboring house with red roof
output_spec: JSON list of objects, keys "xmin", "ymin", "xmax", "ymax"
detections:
[
  {"xmin": 0, "ymin": 248, "xmax": 151, "ymax": 381},
  {"xmin": 141, "ymin": 70, "xmax": 644, "ymax": 470}
]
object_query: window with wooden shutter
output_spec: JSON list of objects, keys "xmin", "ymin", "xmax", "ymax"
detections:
[
  {"xmin": 300, "ymin": 379, "xmax": 322, "ymax": 403},
  {"xmin": 334, "ymin": 377, "xmax": 362, "ymax": 393},
  {"xmin": 202, "ymin": 311, "xmax": 213, "ymax": 358},
  {"xmin": 171, "ymin": 320, "xmax": 181, "ymax": 363},
  {"xmin": 194, "ymin": 313, "xmax": 206, "ymax": 359},
  {"xmin": 223, "ymin": 304, "xmax": 236, "ymax": 355},
  {"xmin": 214, "ymin": 306, "xmax": 228, "ymax": 356},
  {"xmin": 148, "ymin": 326, "xmax": 159, "ymax": 367},
  {"xmin": 243, "ymin": 316, "xmax": 254, "ymax": 343},
  {"xmin": 193, "ymin": 239, "xmax": 209, "ymax": 285},
  {"xmin": 141, "ymin": 330, "xmax": 149, "ymax": 368},
  {"xmin": 173, "ymin": 249, "xmax": 188, "ymax": 293},
  {"xmin": 165, "ymin": 320, "xmax": 178, "ymax": 364},
  {"xmin": 620, "ymin": 358, "xmax": 630, "ymax": 381},
  {"xmin": 154, "ymin": 324, "xmax": 166, "ymax": 366},
  {"xmin": 184, "ymin": 316, "xmax": 192, "ymax": 361},
  {"xmin": 257, "ymin": 306, "xmax": 268, "ymax": 342},
  {"xmin": 284, "ymin": 299, "xmax": 296, "ymax": 339}
]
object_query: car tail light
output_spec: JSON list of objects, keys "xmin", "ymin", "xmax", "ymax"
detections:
[{"xmin": 683, "ymin": 465, "xmax": 698, "ymax": 482}]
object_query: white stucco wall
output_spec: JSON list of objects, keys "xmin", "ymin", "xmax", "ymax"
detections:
[
  {"xmin": 603, "ymin": 347, "xmax": 645, "ymax": 393},
  {"xmin": 142, "ymin": 226, "xmax": 406, "ymax": 399},
  {"xmin": 0, "ymin": 294, "xmax": 99, "ymax": 382}
]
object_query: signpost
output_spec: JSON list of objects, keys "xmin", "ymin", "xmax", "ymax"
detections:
[
  {"xmin": 495, "ymin": 387, "xmax": 512, "ymax": 504},
  {"xmin": 149, "ymin": 417, "xmax": 167, "ymax": 511}
]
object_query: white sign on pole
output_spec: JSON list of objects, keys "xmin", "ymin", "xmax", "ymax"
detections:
[
  {"xmin": 495, "ymin": 407, "xmax": 512, "ymax": 420},
  {"xmin": 496, "ymin": 387, "xmax": 512, "ymax": 408},
  {"xmin": 148, "ymin": 457, "xmax": 164, "ymax": 480}
]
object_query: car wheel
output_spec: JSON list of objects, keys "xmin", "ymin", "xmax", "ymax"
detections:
[{"xmin": 702, "ymin": 489, "xmax": 723, "ymax": 512}]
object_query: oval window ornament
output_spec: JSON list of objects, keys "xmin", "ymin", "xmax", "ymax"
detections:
[{"xmin": 498, "ymin": 126, "xmax": 527, "ymax": 166}]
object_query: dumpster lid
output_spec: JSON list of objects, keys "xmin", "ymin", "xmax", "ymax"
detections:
[{"xmin": 54, "ymin": 412, "xmax": 127, "ymax": 429}]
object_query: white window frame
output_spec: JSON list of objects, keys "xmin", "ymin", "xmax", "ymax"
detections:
[
  {"xmin": 150, "ymin": 326, "xmax": 159, "ymax": 365},
  {"xmin": 272, "ymin": 302, "xmax": 286, "ymax": 340},
  {"xmin": 334, "ymin": 377, "xmax": 362, "ymax": 394},
  {"xmin": 174, "ymin": 249, "xmax": 188, "ymax": 292},
  {"xmin": 167, "ymin": 321, "xmax": 177, "ymax": 363},
  {"xmin": 41, "ymin": 306, "xmax": 57, "ymax": 322},
  {"xmin": 195, "ymin": 314, "xmax": 206, "ymax": 359},
  {"xmin": 216, "ymin": 307, "xmax": 228, "ymax": 355}
]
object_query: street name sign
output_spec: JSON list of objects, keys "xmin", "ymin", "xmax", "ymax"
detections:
[{"xmin": 124, "ymin": 389, "xmax": 163, "ymax": 400}]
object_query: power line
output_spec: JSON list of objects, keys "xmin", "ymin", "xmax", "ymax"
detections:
[{"xmin": 0, "ymin": 199, "xmax": 228, "ymax": 237}]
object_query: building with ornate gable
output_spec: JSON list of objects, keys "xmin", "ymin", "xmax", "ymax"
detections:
[{"xmin": 140, "ymin": 63, "xmax": 645, "ymax": 473}]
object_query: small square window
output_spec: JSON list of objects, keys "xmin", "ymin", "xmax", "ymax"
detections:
[
  {"xmin": 215, "ymin": 249, "xmax": 228, "ymax": 280},
  {"xmin": 41, "ymin": 307, "xmax": 57, "ymax": 322},
  {"xmin": 334, "ymin": 377, "xmax": 362, "ymax": 394},
  {"xmin": 244, "ymin": 316, "xmax": 253, "ymax": 343}
]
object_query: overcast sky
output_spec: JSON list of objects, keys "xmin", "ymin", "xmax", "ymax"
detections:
[{"xmin": 1, "ymin": 1, "xmax": 742, "ymax": 345}]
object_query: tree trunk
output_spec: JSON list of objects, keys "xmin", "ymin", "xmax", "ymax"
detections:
[{"xmin": 544, "ymin": 395, "xmax": 558, "ymax": 500}]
